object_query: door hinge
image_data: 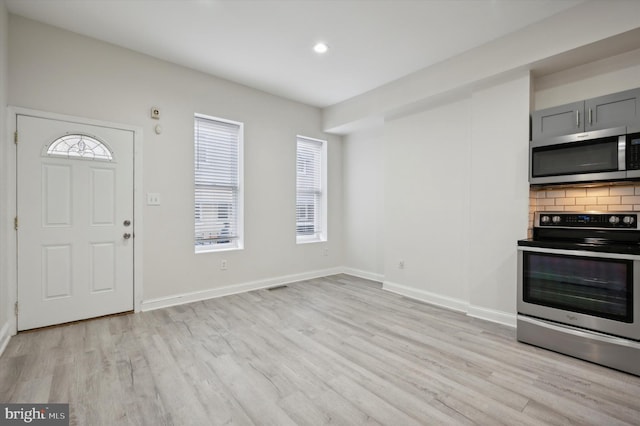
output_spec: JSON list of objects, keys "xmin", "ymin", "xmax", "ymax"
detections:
[
  {"xmin": 14, "ymin": 302, "xmax": 18, "ymax": 316},
  {"xmin": 14, "ymin": 217, "xmax": 18, "ymax": 230},
  {"xmin": 14, "ymin": 131, "xmax": 18, "ymax": 144}
]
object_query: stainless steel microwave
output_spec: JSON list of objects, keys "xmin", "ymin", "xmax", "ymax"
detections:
[{"xmin": 529, "ymin": 126, "xmax": 640, "ymax": 185}]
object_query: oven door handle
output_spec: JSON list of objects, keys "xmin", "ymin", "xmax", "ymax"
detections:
[{"xmin": 518, "ymin": 245, "xmax": 640, "ymax": 261}]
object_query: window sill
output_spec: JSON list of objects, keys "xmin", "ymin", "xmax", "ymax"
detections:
[
  {"xmin": 296, "ymin": 237, "xmax": 326, "ymax": 245},
  {"xmin": 195, "ymin": 245, "xmax": 243, "ymax": 254}
]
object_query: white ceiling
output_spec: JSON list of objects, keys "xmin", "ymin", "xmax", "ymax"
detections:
[{"xmin": 5, "ymin": 0, "xmax": 585, "ymax": 108}]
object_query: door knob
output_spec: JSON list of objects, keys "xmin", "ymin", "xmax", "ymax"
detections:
[{"xmin": 123, "ymin": 233, "xmax": 132, "ymax": 239}]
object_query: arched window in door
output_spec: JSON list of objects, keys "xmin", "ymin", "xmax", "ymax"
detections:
[{"xmin": 45, "ymin": 134, "xmax": 114, "ymax": 161}]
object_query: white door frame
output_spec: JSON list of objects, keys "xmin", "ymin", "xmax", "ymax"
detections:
[{"xmin": 5, "ymin": 106, "xmax": 144, "ymax": 335}]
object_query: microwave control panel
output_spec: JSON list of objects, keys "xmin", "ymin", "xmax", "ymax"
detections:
[{"xmin": 626, "ymin": 132, "xmax": 640, "ymax": 170}]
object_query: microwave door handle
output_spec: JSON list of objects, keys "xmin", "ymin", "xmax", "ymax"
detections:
[
  {"xmin": 576, "ymin": 110, "xmax": 580, "ymax": 128},
  {"xmin": 589, "ymin": 108, "xmax": 592, "ymax": 125},
  {"xmin": 619, "ymin": 135, "xmax": 626, "ymax": 171}
]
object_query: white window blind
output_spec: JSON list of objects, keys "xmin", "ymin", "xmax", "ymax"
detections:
[
  {"xmin": 296, "ymin": 136, "xmax": 326, "ymax": 242},
  {"xmin": 194, "ymin": 114, "xmax": 242, "ymax": 251}
]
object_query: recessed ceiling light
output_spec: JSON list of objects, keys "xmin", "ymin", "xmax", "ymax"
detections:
[{"xmin": 313, "ymin": 42, "xmax": 329, "ymax": 54}]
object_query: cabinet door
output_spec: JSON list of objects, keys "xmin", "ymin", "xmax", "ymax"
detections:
[
  {"xmin": 585, "ymin": 88, "xmax": 640, "ymax": 131},
  {"xmin": 531, "ymin": 101, "xmax": 584, "ymax": 140}
]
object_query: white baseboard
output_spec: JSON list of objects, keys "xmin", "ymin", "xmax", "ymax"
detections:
[
  {"xmin": 141, "ymin": 267, "xmax": 344, "ymax": 311},
  {"xmin": 467, "ymin": 305, "xmax": 516, "ymax": 328},
  {"xmin": 382, "ymin": 280, "xmax": 515, "ymax": 328},
  {"xmin": 383, "ymin": 280, "xmax": 469, "ymax": 313},
  {"xmin": 0, "ymin": 320, "xmax": 11, "ymax": 357},
  {"xmin": 341, "ymin": 267, "xmax": 383, "ymax": 283}
]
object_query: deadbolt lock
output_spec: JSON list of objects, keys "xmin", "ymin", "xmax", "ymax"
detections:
[{"xmin": 123, "ymin": 220, "xmax": 131, "ymax": 226}]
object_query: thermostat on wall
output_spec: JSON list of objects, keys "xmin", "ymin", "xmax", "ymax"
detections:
[{"xmin": 151, "ymin": 107, "xmax": 160, "ymax": 119}]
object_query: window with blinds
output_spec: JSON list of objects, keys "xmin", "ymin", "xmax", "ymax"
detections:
[
  {"xmin": 296, "ymin": 136, "xmax": 327, "ymax": 243},
  {"xmin": 194, "ymin": 114, "xmax": 243, "ymax": 252}
]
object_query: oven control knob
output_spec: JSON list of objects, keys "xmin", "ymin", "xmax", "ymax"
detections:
[
  {"xmin": 624, "ymin": 216, "xmax": 635, "ymax": 225},
  {"xmin": 541, "ymin": 215, "xmax": 550, "ymax": 224},
  {"xmin": 552, "ymin": 215, "xmax": 561, "ymax": 224},
  {"xmin": 609, "ymin": 216, "xmax": 620, "ymax": 225}
]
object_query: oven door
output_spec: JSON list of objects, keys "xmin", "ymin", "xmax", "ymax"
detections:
[{"xmin": 517, "ymin": 246, "xmax": 640, "ymax": 340}]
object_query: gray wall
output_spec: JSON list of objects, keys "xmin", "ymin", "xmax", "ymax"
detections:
[
  {"xmin": 7, "ymin": 15, "xmax": 343, "ymax": 306},
  {"xmin": 337, "ymin": 1, "xmax": 640, "ymax": 326},
  {"xmin": 343, "ymin": 73, "xmax": 530, "ymax": 326}
]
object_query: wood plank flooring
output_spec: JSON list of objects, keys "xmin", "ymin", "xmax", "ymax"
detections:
[{"xmin": 2, "ymin": 274, "xmax": 640, "ymax": 425}]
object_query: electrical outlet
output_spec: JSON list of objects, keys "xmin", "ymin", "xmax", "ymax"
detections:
[
  {"xmin": 398, "ymin": 260, "xmax": 405, "ymax": 269},
  {"xmin": 221, "ymin": 259, "xmax": 228, "ymax": 270},
  {"xmin": 147, "ymin": 193, "xmax": 161, "ymax": 206}
]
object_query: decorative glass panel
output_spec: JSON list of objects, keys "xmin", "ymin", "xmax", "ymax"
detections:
[{"xmin": 46, "ymin": 134, "xmax": 113, "ymax": 161}]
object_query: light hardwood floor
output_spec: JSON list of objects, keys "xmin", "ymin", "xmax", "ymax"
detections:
[{"xmin": 2, "ymin": 274, "xmax": 640, "ymax": 425}]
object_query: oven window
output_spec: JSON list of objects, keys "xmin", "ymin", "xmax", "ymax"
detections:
[
  {"xmin": 531, "ymin": 137, "xmax": 619, "ymax": 178},
  {"xmin": 523, "ymin": 252, "xmax": 633, "ymax": 322}
]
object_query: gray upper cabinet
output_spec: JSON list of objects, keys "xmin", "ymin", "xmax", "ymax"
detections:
[
  {"xmin": 531, "ymin": 88, "xmax": 640, "ymax": 140},
  {"xmin": 531, "ymin": 101, "xmax": 584, "ymax": 140},
  {"xmin": 585, "ymin": 88, "xmax": 640, "ymax": 131}
]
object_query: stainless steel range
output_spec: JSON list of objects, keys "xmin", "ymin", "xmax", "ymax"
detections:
[{"xmin": 517, "ymin": 211, "xmax": 640, "ymax": 376}]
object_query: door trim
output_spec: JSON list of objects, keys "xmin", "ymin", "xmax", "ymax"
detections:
[{"xmin": 6, "ymin": 106, "xmax": 144, "ymax": 335}]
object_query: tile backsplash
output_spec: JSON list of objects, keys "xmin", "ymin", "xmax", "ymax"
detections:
[{"xmin": 529, "ymin": 183, "xmax": 640, "ymax": 235}]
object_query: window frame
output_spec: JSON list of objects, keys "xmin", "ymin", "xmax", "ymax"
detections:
[
  {"xmin": 194, "ymin": 113, "xmax": 244, "ymax": 253},
  {"xmin": 296, "ymin": 135, "xmax": 327, "ymax": 244}
]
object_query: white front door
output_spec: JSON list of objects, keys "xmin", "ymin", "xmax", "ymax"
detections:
[{"xmin": 16, "ymin": 113, "xmax": 134, "ymax": 330}]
